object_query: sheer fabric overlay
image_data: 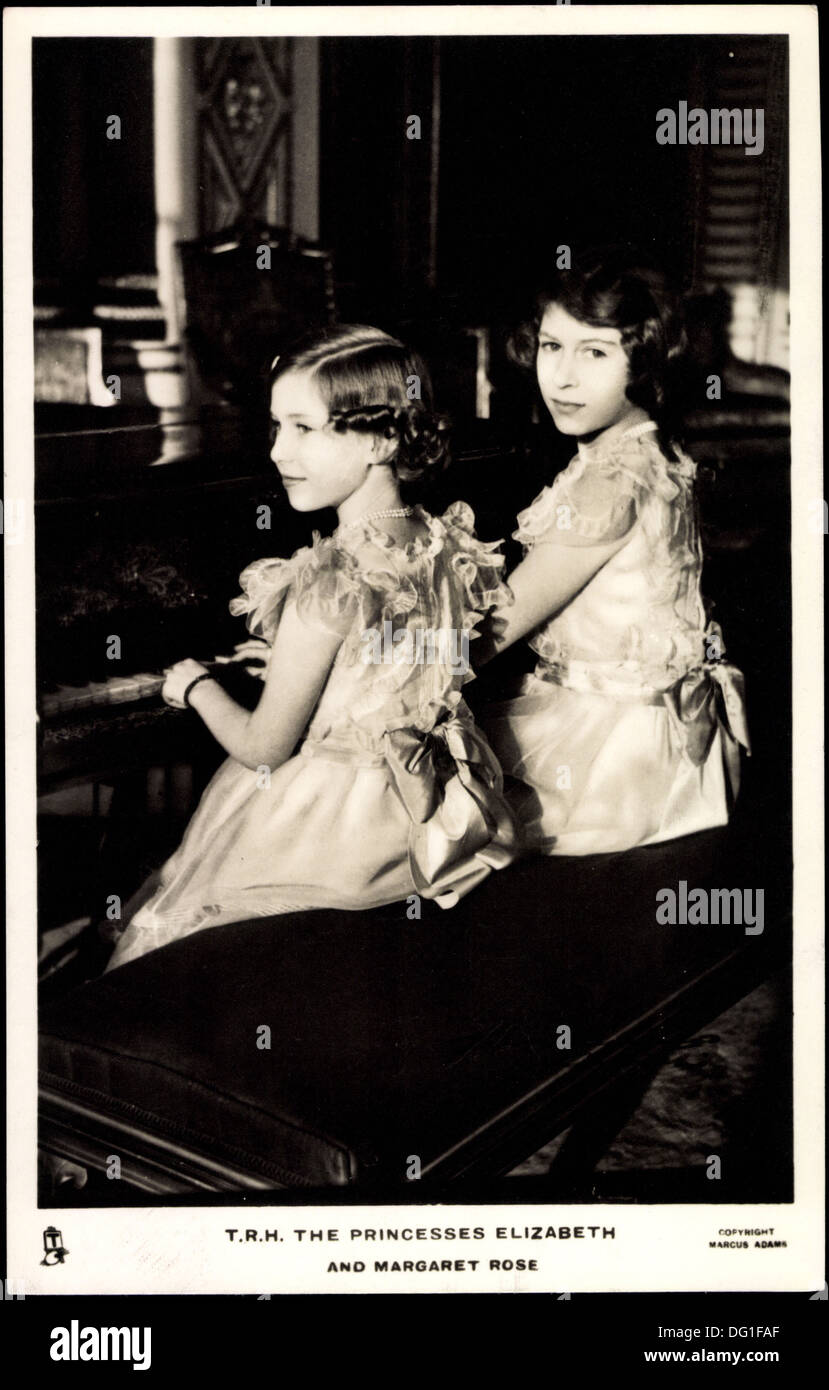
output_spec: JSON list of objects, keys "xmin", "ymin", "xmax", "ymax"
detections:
[
  {"xmin": 107, "ymin": 503, "xmax": 519, "ymax": 969},
  {"xmin": 482, "ymin": 421, "xmax": 750, "ymax": 855}
]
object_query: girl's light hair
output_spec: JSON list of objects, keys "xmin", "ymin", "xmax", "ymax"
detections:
[{"xmin": 270, "ymin": 325, "xmax": 450, "ymax": 485}]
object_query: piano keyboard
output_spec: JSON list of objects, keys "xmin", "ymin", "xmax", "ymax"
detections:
[
  {"xmin": 39, "ymin": 672, "xmax": 167, "ymax": 719},
  {"xmin": 37, "ymin": 655, "xmax": 262, "ymax": 773},
  {"xmin": 38, "ymin": 650, "xmax": 258, "ymax": 720}
]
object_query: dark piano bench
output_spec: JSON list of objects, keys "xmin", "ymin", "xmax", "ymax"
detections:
[{"xmin": 39, "ymin": 812, "xmax": 789, "ymax": 1202}]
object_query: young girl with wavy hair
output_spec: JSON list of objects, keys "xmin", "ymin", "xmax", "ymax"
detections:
[
  {"xmin": 478, "ymin": 248, "xmax": 750, "ymax": 855},
  {"xmin": 107, "ymin": 325, "xmax": 517, "ymax": 969}
]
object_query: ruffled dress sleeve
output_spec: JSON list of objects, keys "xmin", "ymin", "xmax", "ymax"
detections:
[
  {"xmin": 514, "ymin": 453, "xmax": 639, "ymax": 550},
  {"xmin": 437, "ymin": 500, "xmax": 514, "ymax": 627},
  {"xmin": 229, "ymin": 532, "xmax": 420, "ymax": 653},
  {"xmin": 516, "ymin": 432, "xmax": 700, "ymax": 555}
]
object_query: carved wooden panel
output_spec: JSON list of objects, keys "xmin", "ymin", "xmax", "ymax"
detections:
[{"xmin": 196, "ymin": 38, "xmax": 293, "ymax": 233}]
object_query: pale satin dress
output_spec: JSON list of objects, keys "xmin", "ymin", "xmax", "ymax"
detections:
[
  {"xmin": 107, "ymin": 503, "xmax": 519, "ymax": 970},
  {"xmin": 481, "ymin": 421, "xmax": 750, "ymax": 857}
]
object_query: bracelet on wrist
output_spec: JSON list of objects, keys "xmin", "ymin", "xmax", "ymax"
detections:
[{"xmin": 183, "ymin": 672, "xmax": 216, "ymax": 708}]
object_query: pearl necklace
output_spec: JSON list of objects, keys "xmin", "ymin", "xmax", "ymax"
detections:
[{"xmin": 335, "ymin": 506, "xmax": 414, "ymax": 540}]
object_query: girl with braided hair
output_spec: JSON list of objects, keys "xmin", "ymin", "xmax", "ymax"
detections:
[{"xmin": 107, "ymin": 325, "xmax": 517, "ymax": 969}]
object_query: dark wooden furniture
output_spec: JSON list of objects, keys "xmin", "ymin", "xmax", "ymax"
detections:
[
  {"xmin": 177, "ymin": 222, "xmax": 336, "ymax": 409},
  {"xmin": 39, "ymin": 803, "xmax": 790, "ymax": 1200},
  {"xmin": 37, "ymin": 403, "xmax": 279, "ymax": 791}
]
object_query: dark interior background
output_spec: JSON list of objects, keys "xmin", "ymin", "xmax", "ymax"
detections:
[
  {"xmin": 321, "ymin": 34, "xmax": 698, "ymax": 327},
  {"xmin": 33, "ymin": 39, "xmax": 156, "ymax": 304},
  {"xmin": 34, "ymin": 33, "xmax": 789, "ymax": 363},
  {"xmin": 33, "ymin": 32, "xmax": 793, "ymax": 1204},
  {"xmin": 32, "ymin": 28, "xmax": 792, "ymax": 833}
]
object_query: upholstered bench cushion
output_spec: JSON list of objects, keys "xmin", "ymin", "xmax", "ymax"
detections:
[{"xmin": 39, "ymin": 822, "xmax": 787, "ymax": 1191}]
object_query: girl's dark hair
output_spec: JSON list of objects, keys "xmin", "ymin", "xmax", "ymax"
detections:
[
  {"xmin": 269, "ymin": 324, "xmax": 450, "ymax": 485},
  {"xmin": 508, "ymin": 245, "xmax": 687, "ymax": 433}
]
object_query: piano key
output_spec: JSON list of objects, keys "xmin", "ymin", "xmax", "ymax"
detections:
[
  {"xmin": 39, "ymin": 672, "xmax": 166, "ymax": 718},
  {"xmin": 51, "ymin": 684, "xmax": 89, "ymax": 713},
  {"xmin": 107, "ymin": 675, "xmax": 153, "ymax": 704},
  {"xmin": 130, "ymin": 673, "xmax": 165, "ymax": 698}
]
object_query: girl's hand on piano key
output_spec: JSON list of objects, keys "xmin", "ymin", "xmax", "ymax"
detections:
[
  {"xmin": 214, "ymin": 638, "xmax": 269, "ymax": 681},
  {"xmin": 162, "ymin": 658, "xmax": 213, "ymax": 709}
]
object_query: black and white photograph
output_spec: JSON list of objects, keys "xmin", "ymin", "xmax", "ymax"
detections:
[{"xmin": 5, "ymin": 4, "xmax": 823, "ymax": 1298}]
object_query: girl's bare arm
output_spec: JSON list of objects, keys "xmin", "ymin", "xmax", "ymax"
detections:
[
  {"xmin": 475, "ymin": 532, "xmax": 631, "ymax": 665},
  {"xmin": 186, "ymin": 603, "xmax": 343, "ymax": 770}
]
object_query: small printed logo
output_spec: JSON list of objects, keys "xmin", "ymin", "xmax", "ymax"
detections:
[{"xmin": 41, "ymin": 1226, "xmax": 69, "ymax": 1266}]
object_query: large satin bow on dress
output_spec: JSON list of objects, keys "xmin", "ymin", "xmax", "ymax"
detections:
[
  {"xmin": 383, "ymin": 711, "xmax": 517, "ymax": 901},
  {"xmin": 663, "ymin": 659, "xmax": 751, "ymax": 766}
]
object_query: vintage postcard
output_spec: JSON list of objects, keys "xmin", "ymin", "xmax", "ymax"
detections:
[{"xmin": 4, "ymin": 4, "xmax": 823, "ymax": 1300}]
